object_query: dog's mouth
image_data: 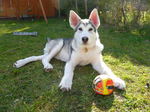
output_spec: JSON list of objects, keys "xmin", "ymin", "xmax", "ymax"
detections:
[
  {"xmin": 82, "ymin": 41, "xmax": 89, "ymax": 45},
  {"xmin": 82, "ymin": 41, "xmax": 88, "ymax": 45}
]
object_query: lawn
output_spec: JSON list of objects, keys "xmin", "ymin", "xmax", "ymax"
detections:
[{"xmin": 0, "ymin": 19, "xmax": 150, "ymax": 112}]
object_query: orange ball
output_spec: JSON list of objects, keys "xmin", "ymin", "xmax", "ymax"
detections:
[{"xmin": 93, "ymin": 75, "xmax": 114, "ymax": 95}]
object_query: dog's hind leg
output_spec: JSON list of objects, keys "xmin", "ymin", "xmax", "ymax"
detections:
[
  {"xmin": 42, "ymin": 39, "xmax": 64, "ymax": 72},
  {"xmin": 14, "ymin": 55, "xmax": 44, "ymax": 68}
]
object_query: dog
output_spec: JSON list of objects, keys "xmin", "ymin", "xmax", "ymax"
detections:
[{"xmin": 13, "ymin": 9, "xmax": 126, "ymax": 91}]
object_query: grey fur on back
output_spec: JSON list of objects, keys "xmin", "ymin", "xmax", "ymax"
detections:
[
  {"xmin": 62, "ymin": 38, "xmax": 73, "ymax": 56},
  {"xmin": 55, "ymin": 38, "xmax": 73, "ymax": 62},
  {"xmin": 45, "ymin": 38, "xmax": 73, "ymax": 62}
]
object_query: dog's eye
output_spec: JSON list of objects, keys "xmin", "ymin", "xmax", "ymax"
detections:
[
  {"xmin": 89, "ymin": 28, "xmax": 93, "ymax": 31},
  {"xmin": 79, "ymin": 28, "xmax": 83, "ymax": 31}
]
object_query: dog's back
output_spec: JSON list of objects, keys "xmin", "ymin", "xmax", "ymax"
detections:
[{"xmin": 55, "ymin": 38, "xmax": 73, "ymax": 62}]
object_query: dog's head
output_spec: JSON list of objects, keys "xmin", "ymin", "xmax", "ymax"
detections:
[{"xmin": 69, "ymin": 9, "xmax": 100, "ymax": 47}]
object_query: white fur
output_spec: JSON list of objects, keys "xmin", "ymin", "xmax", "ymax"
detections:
[
  {"xmin": 14, "ymin": 56, "xmax": 44, "ymax": 68},
  {"xmin": 14, "ymin": 9, "xmax": 126, "ymax": 91},
  {"xmin": 42, "ymin": 40, "xmax": 64, "ymax": 70}
]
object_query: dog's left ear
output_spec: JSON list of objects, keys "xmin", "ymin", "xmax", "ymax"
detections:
[
  {"xmin": 89, "ymin": 8, "xmax": 100, "ymax": 29},
  {"xmin": 69, "ymin": 10, "xmax": 81, "ymax": 30}
]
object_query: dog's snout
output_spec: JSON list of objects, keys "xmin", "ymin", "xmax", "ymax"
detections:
[{"xmin": 82, "ymin": 37, "xmax": 88, "ymax": 43}]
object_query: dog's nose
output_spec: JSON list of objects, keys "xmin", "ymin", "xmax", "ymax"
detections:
[{"xmin": 82, "ymin": 37, "xmax": 88, "ymax": 43}]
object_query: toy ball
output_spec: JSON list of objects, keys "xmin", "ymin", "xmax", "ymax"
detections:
[{"xmin": 93, "ymin": 75, "xmax": 114, "ymax": 95}]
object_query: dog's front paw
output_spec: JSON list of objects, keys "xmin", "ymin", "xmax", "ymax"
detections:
[
  {"xmin": 59, "ymin": 77, "xmax": 72, "ymax": 91},
  {"xmin": 13, "ymin": 60, "xmax": 25, "ymax": 68},
  {"xmin": 44, "ymin": 63, "xmax": 53, "ymax": 72},
  {"xmin": 113, "ymin": 77, "xmax": 126, "ymax": 90}
]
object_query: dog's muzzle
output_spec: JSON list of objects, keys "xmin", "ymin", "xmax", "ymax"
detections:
[{"xmin": 82, "ymin": 37, "xmax": 88, "ymax": 44}]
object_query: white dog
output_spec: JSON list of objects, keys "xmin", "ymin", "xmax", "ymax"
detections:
[{"xmin": 14, "ymin": 9, "xmax": 126, "ymax": 91}]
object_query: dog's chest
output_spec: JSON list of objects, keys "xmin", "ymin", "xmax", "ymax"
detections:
[{"xmin": 75, "ymin": 48, "xmax": 99, "ymax": 65}]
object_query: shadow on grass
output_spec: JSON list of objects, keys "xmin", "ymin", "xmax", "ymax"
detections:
[
  {"xmin": 30, "ymin": 64, "xmax": 126, "ymax": 112},
  {"xmin": 91, "ymin": 94, "xmax": 115, "ymax": 111},
  {"xmin": 33, "ymin": 84, "xmax": 126, "ymax": 112}
]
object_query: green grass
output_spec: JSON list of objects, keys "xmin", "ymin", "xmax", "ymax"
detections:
[{"xmin": 0, "ymin": 19, "xmax": 150, "ymax": 112}]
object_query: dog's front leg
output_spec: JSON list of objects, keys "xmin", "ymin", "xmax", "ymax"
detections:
[
  {"xmin": 92, "ymin": 56, "xmax": 126, "ymax": 90},
  {"xmin": 59, "ymin": 61, "xmax": 76, "ymax": 91}
]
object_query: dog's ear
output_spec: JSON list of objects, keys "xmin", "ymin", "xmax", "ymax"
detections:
[
  {"xmin": 69, "ymin": 10, "xmax": 81, "ymax": 30},
  {"xmin": 89, "ymin": 8, "xmax": 100, "ymax": 29}
]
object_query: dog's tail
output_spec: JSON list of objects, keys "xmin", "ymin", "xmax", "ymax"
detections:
[{"xmin": 13, "ymin": 55, "xmax": 44, "ymax": 68}]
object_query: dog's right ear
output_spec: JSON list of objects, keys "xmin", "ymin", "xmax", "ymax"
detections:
[{"xmin": 69, "ymin": 10, "xmax": 81, "ymax": 30}]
